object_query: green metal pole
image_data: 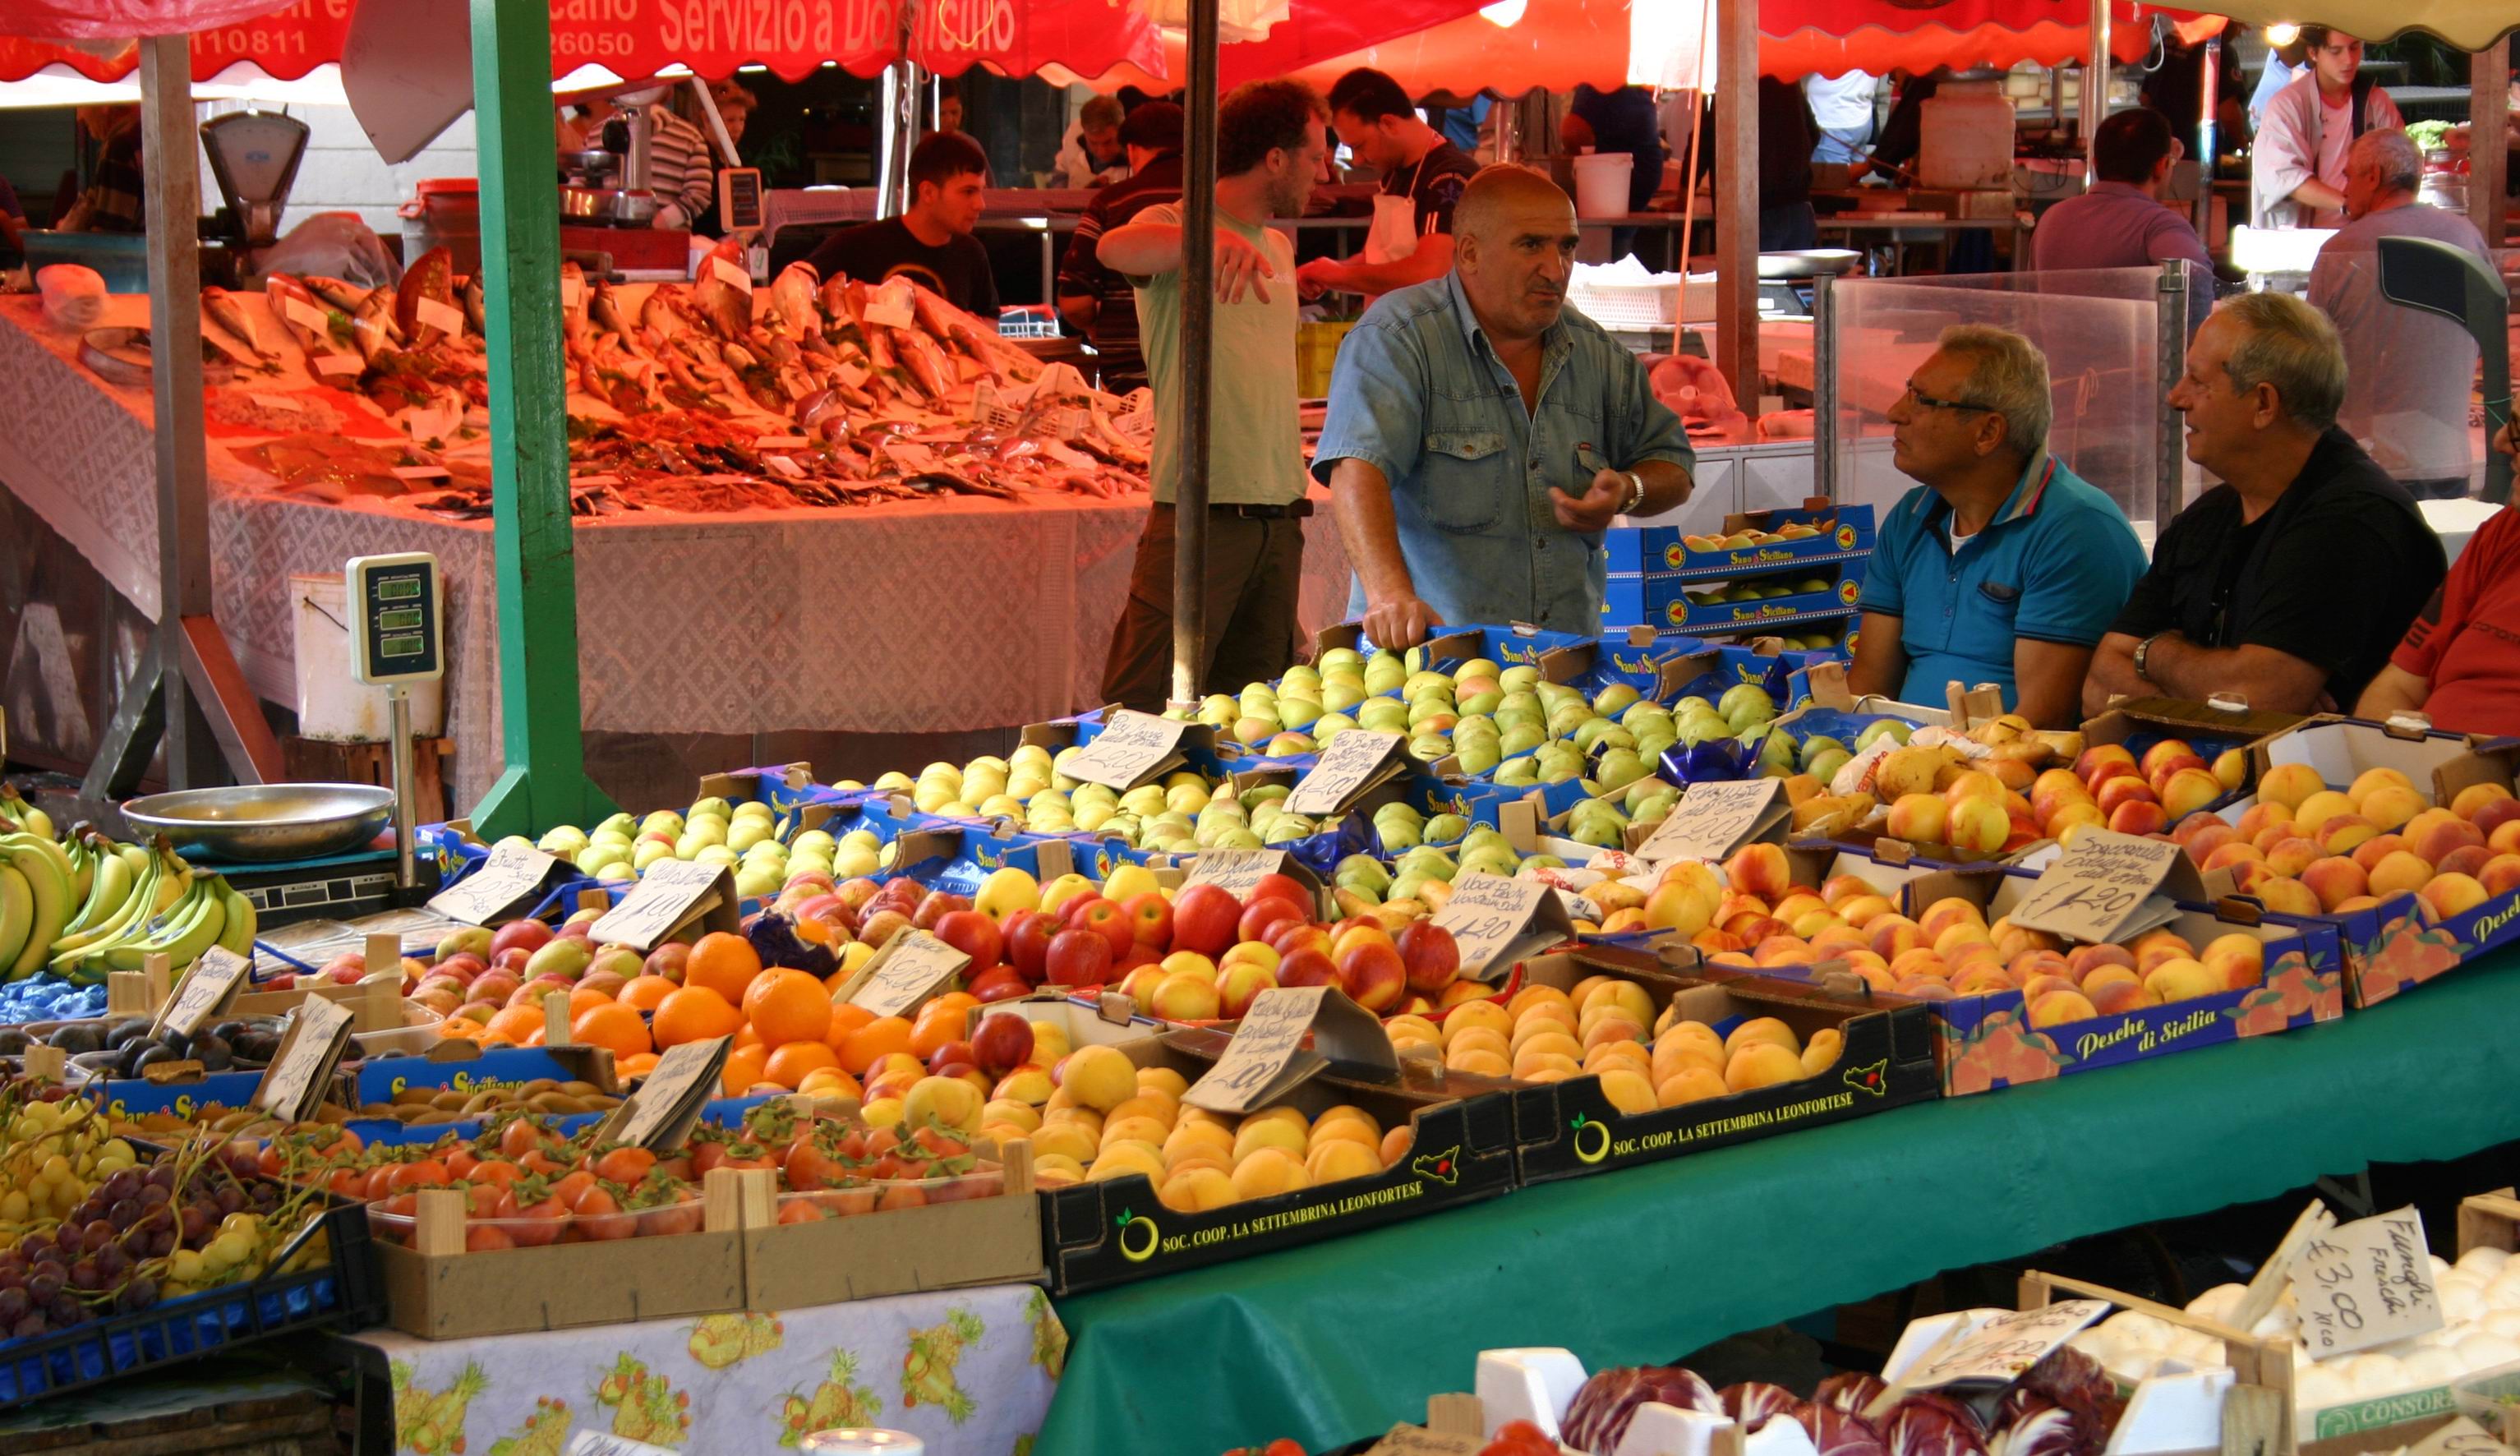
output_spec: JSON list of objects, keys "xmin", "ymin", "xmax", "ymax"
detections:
[{"xmin": 468, "ymin": 0, "xmax": 615, "ymax": 837}]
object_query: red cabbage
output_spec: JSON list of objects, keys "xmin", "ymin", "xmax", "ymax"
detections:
[
  {"xmin": 2018, "ymin": 1346, "xmax": 2114, "ymax": 1411},
  {"xmin": 1564, "ymin": 1366, "xmax": 1722, "ymax": 1451},
  {"xmin": 1813, "ymin": 1373, "xmax": 1891, "ymax": 1417},
  {"xmin": 1723, "ymin": 1382, "xmax": 1804, "ymax": 1430},
  {"xmin": 1991, "ymin": 1394, "xmax": 2088, "ymax": 1456},
  {"xmin": 1794, "ymin": 1401, "xmax": 1891, "ymax": 1456},
  {"xmin": 1883, "ymin": 1393, "xmax": 1991, "ymax": 1456}
]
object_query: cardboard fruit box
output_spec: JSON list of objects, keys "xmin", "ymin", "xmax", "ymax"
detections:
[
  {"xmin": 1604, "ymin": 500, "xmax": 1877, "ymax": 581},
  {"xmin": 1034, "ymin": 1028, "xmax": 1516, "ymax": 1295},
  {"xmin": 2203, "ymin": 716, "xmax": 2520, "ymax": 1011},
  {"xmin": 1608, "ymin": 560, "xmax": 1867, "ymax": 637},
  {"xmin": 1500, "ymin": 942, "xmax": 1938, "ymax": 1186}
]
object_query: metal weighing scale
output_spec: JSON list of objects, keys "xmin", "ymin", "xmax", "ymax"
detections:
[{"xmin": 345, "ymin": 551, "xmax": 444, "ymax": 902}]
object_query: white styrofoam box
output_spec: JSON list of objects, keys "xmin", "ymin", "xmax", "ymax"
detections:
[
  {"xmin": 1477, "ymin": 1347, "xmax": 1590, "ymax": 1440},
  {"xmin": 293, "ymin": 573, "xmax": 447, "ymax": 740}
]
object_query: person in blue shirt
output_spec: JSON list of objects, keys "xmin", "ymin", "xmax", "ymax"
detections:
[
  {"xmin": 1314, "ymin": 165, "xmax": 1697, "ymax": 647},
  {"xmin": 1845, "ymin": 325, "xmax": 2149, "ymax": 726}
]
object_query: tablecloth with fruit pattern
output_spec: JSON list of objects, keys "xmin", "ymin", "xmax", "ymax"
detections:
[{"xmin": 348, "ymin": 1283, "xmax": 1062, "ymax": 1456}]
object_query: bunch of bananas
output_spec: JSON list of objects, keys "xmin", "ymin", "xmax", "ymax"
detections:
[{"xmin": 40, "ymin": 836, "xmax": 255, "ymax": 985}]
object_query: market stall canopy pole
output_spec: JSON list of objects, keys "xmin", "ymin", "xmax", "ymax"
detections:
[
  {"xmin": 1172, "ymin": 0, "xmax": 1221, "ymax": 706},
  {"xmin": 1713, "ymin": 0, "xmax": 1758, "ymax": 403},
  {"xmin": 2469, "ymin": 46, "xmax": 2508, "ymax": 249},
  {"xmin": 467, "ymin": 0, "xmax": 617, "ymax": 838},
  {"xmin": 2084, "ymin": 0, "xmax": 2110, "ymax": 179}
]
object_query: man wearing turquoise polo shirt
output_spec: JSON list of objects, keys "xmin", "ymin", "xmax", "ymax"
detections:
[{"xmin": 1845, "ymin": 326, "xmax": 2149, "ymax": 727}]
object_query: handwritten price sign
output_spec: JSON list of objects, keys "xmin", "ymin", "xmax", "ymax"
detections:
[
  {"xmin": 615, "ymin": 1037, "xmax": 734, "ymax": 1150},
  {"xmin": 845, "ymin": 928, "xmax": 970, "ymax": 1018},
  {"xmin": 428, "ymin": 840, "xmax": 562, "ymax": 925},
  {"xmin": 1285, "ymin": 730, "xmax": 1405, "ymax": 816},
  {"xmin": 154, "ymin": 947, "xmax": 250, "ymax": 1039},
  {"xmin": 1066, "ymin": 710, "xmax": 1188, "ymax": 790},
  {"xmin": 2007, "ymin": 829, "xmax": 2195, "ymax": 944},
  {"xmin": 1183, "ymin": 986, "xmax": 1329, "ymax": 1113},
  {"xmin": 1900, "ymin": 1300, "xmax": 2110, "ymax": 1389},
  {"xmin": 1633, "ymin": 778, "xmax": 1786, "ymax": 864},
  {"xmin": 254, "ymin": 996, "xmax": 354, "ymax": 1122},
  {"xmin": 2292, "ymin": 1206, "xmax": 2442, "ymax": 1358},
  {"xmin": 1182, "ymin": 849, "xmax": 1289, "ymax": 900},
  {"xmin": 1432, "ymin": 874, "xmax": 1572, "ymax": 984},
  {"xmin": 588, "ymin": 859, "xmax": 730, "ymax": 951}
]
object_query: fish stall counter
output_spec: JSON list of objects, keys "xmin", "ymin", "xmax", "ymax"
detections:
[{"xmin": 0, "ymin": 273, "xmax": 1355, "ymax": 811}]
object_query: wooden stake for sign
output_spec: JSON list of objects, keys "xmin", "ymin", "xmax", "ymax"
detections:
[
  {"xmin": 21, "ymin": 1046, "xmax": 65, "ymax": 1082},
  {"xmin": 703, "ymin": 1167, "xmax": 776, "ymax": 1233},
  {"xmin": 414, "ymin": 1187, "xmax": 467, "ymax": 1258},
  {"xmin": 541, "ymin": 990, "xmax": 573, "ymax": 1048},
  {"xmin": 466, "ymin": 0, "xmax": 615, "ymax": 836}
]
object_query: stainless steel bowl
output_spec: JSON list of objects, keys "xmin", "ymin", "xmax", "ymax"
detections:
[{"xmin": 120, "ymin": 783, "xmax": 395, "ymax": 863}]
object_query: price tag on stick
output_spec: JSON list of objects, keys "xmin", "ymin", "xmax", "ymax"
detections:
[
  {"xmin": 1872, "ymin": 1300, "xmax": 2111, "ymax": 1414},
  {"xmin": 1285, "ymin": 730, "xmax": 1407, "ymax": 816},
  {"xmin": 1182, "ymin": 849, "xmax": 1290, "ymax": 900},
  {"xmin": 588, "ymin": 859, "xmax": 736, "ymax": 952},
  {"xmin": 1182, "ymin": 985, "xmax": 1396, "ymax": 1113},
  {"xmin": 2006, "ymin": 828, "xmax": 2206, "ymax": 944},
  {"xmin": 1432, "ymin": 873, "xmax": 1576, "ymax": 984},
  {"xmin": 1633, "ymin": 779, "xmax": 1790, "ymax": 864},
  {"xmin": 251, "ymin": 996, "xmax": 356, "ymax": 1122},
  {"xmin": 427, "ymin": 840, "xmax": 564, "ymax": 926},
  {"xmin": 154, "ymin": 946, "xmax": 251, "ymax": 1039},
  {"xmin": 1065, "ymin": 710, "xmax": 1190, "ymax": 790},
  {"xmin": 836, "ymin": 928, "xmax": 970, "ymax": 1018},
  {"xmin": 2291, "ymin": 1205, "xmax": 2443, "ymax": 1358},
  {"xmin": 608, "ymin": 1036, "xmax": 735, "ymax": 1150}
]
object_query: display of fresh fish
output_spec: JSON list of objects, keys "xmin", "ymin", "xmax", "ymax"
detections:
[
  {"xmin": 202, "ymin": 287, "xmax": 277, "ymax": 362},
  {"xmin": 767, "ymin": 261, "xmax": 819, "ymax": 334},
  {"xmin": 395, "ymin": 246, "xmax": 459, "ymax": 348},
  {"xmin": 689, "ymin": 237, "xmax": 753, "ymax": 340}
]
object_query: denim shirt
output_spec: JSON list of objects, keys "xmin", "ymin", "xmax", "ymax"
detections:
[{"xmin": 1311, "ymin": 272, "xmax": 1694, "ymax": 633}]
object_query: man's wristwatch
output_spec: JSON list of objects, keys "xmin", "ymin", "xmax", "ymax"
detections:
[
  {"xmin": 1620, "ymin": 472, "xmax": 1647, "ymax": 515},
  {"xmin": 2132, "ymin": 632, "xmax": 2168, "ymax": 684}
]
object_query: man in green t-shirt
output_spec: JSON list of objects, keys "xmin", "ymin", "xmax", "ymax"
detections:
[{"xmin": 1096, "ymin": 78, "xmax": 1329, "ymax": 711}]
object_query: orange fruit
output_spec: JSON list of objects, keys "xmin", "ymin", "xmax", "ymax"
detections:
[
  {"xmin": 743, "ymin": 970, "xmax": 833, "ymax": 1048},
  {"xmin": 837, "ymin": 1016, "xmax": 913, "ymax": 1075},
  {"xmin": 685, "ymin": 932, "xmax": 763, "ymax": 1004},
  {"xmin": 571, "ymin": 1002, "xmax": 652, "ymax": 1058},
  {"xmin": 928, "ymin": 990, "xmax": 979, "ymax": 1018},
  {"xmin": 722, "ymin": 1044, "xmax": 772, "ymax": 1095},
  {"xmin": 567, "ymin": 986, "xmax": 615, "ymax": 1021},
  {"xmin": 438, "ymin": 1016, "xmax": 487, "ymax": 1041},
  {"xmin": 763, "ymin": 1041, "xmax": 841, "ymax": 1089},
  {"xmin": 619, "ymin": 975, "xmax": 677, "ymax": 1012},
  {"xmin": 485, "ymin": 1006, "xmax": 543, "ymax": 1044},
  {"xmin": 617, "ymin": 1052, "xmax": 661, "ymax": 1080},
  {"xmin": 652, "ymin": 985, "xmax": 744, "ymax": 1048},
  {"xmin": 909, "ymin": 1004, "xmax": 967, "ymax": 1059},
  {"xmin": 823, "ymin": 1002, "xmax": 877, "ymax": 1054},
  {"xmin": 735, "ymin": 1024, "xmax": 764, "ymax": 1052}
]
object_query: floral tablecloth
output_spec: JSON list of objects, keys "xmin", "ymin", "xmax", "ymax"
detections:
[{"xmin": 343, "ymin": 1283, "xmax": 1064, "ymax": 1456}]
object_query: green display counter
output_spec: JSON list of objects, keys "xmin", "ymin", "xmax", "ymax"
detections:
[{"xmin": 1041, "ymin": 949, "xmax": 2520, "ymax": 1454}]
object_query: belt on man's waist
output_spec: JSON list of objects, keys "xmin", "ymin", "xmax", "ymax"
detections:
[{"xmin": 1156, "ymin": 500, "xmax": 1313, "ymax": 519}]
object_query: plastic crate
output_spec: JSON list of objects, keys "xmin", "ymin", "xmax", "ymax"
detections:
[{"xmin": 0, "ymin": 1189, "xmax": 383, "ymax": 1410}]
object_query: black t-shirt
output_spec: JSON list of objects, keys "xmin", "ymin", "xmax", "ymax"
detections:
[
  {"xmin": 803, "ymin": 218, "xmax": 1000, "ymax": 318},
  {"xmin": 2110, "ymin": 428, "xmax": 2447, "ymax": 707},
  {"xmin": 1381, "ymin": 141, "xmax": 1478, "ymax": 238}
]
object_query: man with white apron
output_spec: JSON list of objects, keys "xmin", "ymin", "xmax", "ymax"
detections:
[
  {"xmin": 1297, "ymin": 67, "xmax": 1477, "ymax": 306},
  {"xmin": 2250, "ymin": 26, "xmax": 2401, "ymax": 229}
]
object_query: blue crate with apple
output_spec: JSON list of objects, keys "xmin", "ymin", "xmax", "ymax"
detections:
[{"xmin": 1603, "ymin": 500, "xmax": 1877, "ymax": 579}]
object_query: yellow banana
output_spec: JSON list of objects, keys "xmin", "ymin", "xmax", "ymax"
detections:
[
  {"xmin": 0, "ymin": 836, "xmax": 74, "ymax": 980},
  {"xmin": 0, "ymin": 864, "xmax": 31, "ymax": 973},
  {"xmin": 60, "ymin": 846, "xmax": 131, "ymax": 940},
  {"xmin": 48, "ymin": 856, "xmax": 156, "ymax": 964},
  {"xmin": 100, "ymin": 879, "xmax": 223, "ymax": 973},
  {"xmin": 213, "ymin": 878, "xmax": 256, "ymax": 957}
]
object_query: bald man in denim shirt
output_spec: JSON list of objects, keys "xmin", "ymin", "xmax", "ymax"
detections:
[{"xmin": 1315, "ymin": 167, "xmax": 1695, "ymax": 647}]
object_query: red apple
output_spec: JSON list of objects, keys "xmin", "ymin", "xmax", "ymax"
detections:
[
  {"xmin": 1169, "ymin": 884, "xmax": 1242, "ymax": 957},
  {"xmin": 970, "ymin": 1015, "xmax": 1034, "ymax": 1075},
  {"xmin": 1061, "ymin": 893, "xmax": 1112, "ymax": 925},
  {"xmin": 834, "ymin": 877, "xmax": 882, "ymax": 912},
  {"xmin": 1072, "ymin": 898, "xmax": 1136, "ymax": 959},
  {"xmin": 932, "ymin": 909, "xmax": 1005, "ymax": 970},
  {"xmin": 1337, "ymin": 939, "xmax": 1407, "ymax": 1012},
  {"xmin": 1113, "ymin": 941, "xmax": 1164, "ymax": 974},
  {"xmin": 926, "ymin": 1039, "xmax": 977, "ymax": 1074},
  {"xmin": 1043, "ymin": 928, "xmax": 1114, "ymax": 987},
  {"xmin": 1248, "ymin": 873, "xmax": 1313, "ymax": 912},
  {"xmin": 1278, "ymin": 947, "xmax": 1340, "ymax": 989},
  {"xmin": 490, "ymin": 919, "xmax": 552, "ymax": 959},
  {"xmin": 912, "ymin": 891, "xmax": 970, "ymax": 931},
  {"xmin": 1121, "ymin": 892, "xmax": 1174, "ymax": 947},
  {"xmin": 1240, "ymin": 897, "xmax": 1306, "ymax": 945},
  {"xmin": 1395, "ymin": 920, "xmax": 1462, "ymax": 993},
  {"xmin": 1004, "ymin": 910, "xmax": 1057, "ymax": 985},
  {"xmin": 967, "ymin": 965, "xmax": 1033, "ymax": 1003}
]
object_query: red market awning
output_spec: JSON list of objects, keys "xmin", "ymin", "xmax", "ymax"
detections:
[
  {"xmin": 0, "ymin": 0, "xmax": 1163, "ymax": 84},
  {"xmin": 0, "ymin": 0, "xmax": 295, "ymax": 40}
]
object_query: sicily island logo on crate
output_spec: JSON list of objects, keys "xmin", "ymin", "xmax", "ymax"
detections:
[{"xmin": 1109, "ymin": 1145, "xmax": 1464, "ymax": 1261}]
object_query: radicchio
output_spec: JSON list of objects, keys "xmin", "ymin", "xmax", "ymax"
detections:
[
  {"xmin": 1563, "ymin": 1366, "xmax": 1723, "ymax": 1452},
  {"xmin": 1989, "ymin": 1394, "xmax": 2086, "ymax": 1456},
  {"xmin": 1882, "ymin": 1393, "xmax": 1992, "ymax": 1456},
  {"xmin": 1722, "ymin": 1382, "xmax": 1805, "ymax": 1431},
  {"xmin": 1813, "ymin": 1372, "xmax": 1891, "ymax": 1417},
  {"xmin": 1793, "ymin": 1400, "xmax": 1891, "ymax": 1456},
  {"xmin": 2006, "ymin": 1344, "xmax": 2124, "ymax": 1453}
]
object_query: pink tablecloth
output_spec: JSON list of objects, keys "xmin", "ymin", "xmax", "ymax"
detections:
[{"xmin": 0, "ymin": 297, "xmax": 1353, "ymax": 809}]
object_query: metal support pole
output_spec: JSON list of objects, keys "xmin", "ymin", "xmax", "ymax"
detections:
[
  {"xmin": 1813, "ymin": 274, "xmax": 1838, "ymax": 505},
  {"xmin": 1170, "ymin": 0, "xmax": 1219, "ymax": 703},
  {"xmin": 389, "ymin": 685, "xmax": 416, "ymax": 890},
  {"xmin": 468, "ymin": 0, "xmax": 615, "ymax": 837},
  {"xmin": 1712, "ymin": 0, "xmax": 1760, "ymax": 406},
  {"xmin": 2084, "ymin": 0, "xmax": 2112, "ymax": 175},
  {"xmin": 2195, "ymin": 35, "xmax": 2220, "ymax": 235},
  {"xmin": 878, "ymin": 58, "xmax": 924, "ymax": 218},
  {"xmin": 2471, "ymin": 46, "xmax": 2510, "ymax": 247},
  {"xmin": 2155, "ymin": 260, "xmax": 2190, "ymax": 530}
]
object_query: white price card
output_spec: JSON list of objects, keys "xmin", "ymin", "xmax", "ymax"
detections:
[
  {"xmin": 314, "ymin": 352, "xmax": 363, "ymax": 376},
  {"xmin": 1632, "ymin": 778, "xmax": 1788, "ymax": 864},
  {"xmin": 587, "ymin": 859, "xmax": 732, "ymax": 952},
  {"xmin": 1181, "ymin": 848, "xmax": 1290, "ymax": 900},
  {"xmin": 1065, "ymin": 710, "xmax": 1188, "ymax": 790},
  {"xmin": 2292, "ymin": 1206, "xmax": 2443, "ymax": 1359},
  {"xmin": 708, "ymin": 256, "xmax": 753, "ymax": 293},
  {"xmin": 2007, "ymin": 829, "xmax": 2204, "ymax": 944},
  {"xmin": 841, "ymin": 927, "xmax": 970, "ymax": 1018},
  {"xmin": 427, "ymin": 840, "xmax": 562, "ymax": 926},
  {"xmin": 153, "ymin": 946, "xmax": 250, "ymax": 1039},
  {"xmin": 612, "ymin": 1036, "xmax": 733, "ymax": 1150},
  {"xmin": 283, "ymin": 294, "xmax": 331, "ymax": 334},
  {"xmin": 1432, "ymin": 873, "xmax": 1576, "ymax": 984},
  {"xmin": 1285, "ymin": 730, "xmax": 1407, "ymax": 816},
  {"xmin": 413, "ymin": 297, "xmax": 465, "ymax": 336},
  {"xmin": 1182, "ymin": 985, "xmax": 1394, "ymax": 1113},
  {"xmin": 1900, "ymin": 1301, "xmax": 2111, "ymax": 1390},
  {"xmin": 253, "ymin": 995, "xmax": 355, "ymax": 1121}
]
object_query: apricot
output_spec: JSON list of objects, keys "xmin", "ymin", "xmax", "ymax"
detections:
[
  {"xmin": 1724, "ymin": 1041, "xmax": 1808, "ymax": 1092},
  {"xmin": 1721, "ymin": 1016, "xmax": 1801, "ymax": 1059},
  {"xmin": 1305, "ymin": 1139, "xmax": 1382, "ymax": 1185},
  {"xmin": 1799, "ymin": 1028, "xmax": 1845, "ymax": 1075},
  {"xmin": 1159, "ymin": 1166, "xmax": 1239, "ymax": 1212},
  {"xmin": 1228, "ymin": 1147, "xmax": 1311, "ymax": 1199},
  {"xmin": 1656, "ymin": 1066, "xmax": 1731, "ymax": 1107}
]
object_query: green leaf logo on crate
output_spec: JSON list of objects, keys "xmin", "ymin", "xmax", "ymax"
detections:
[
  {"xmin": 1113, "ymin": 1204, "xmax": 1161, "ymax": 1263},
  {"xmin": 1940, "ymin": 1008, "xmax": 2066, "ymax": 1094},
  {"xmin": 1569, "ymin": 1112, "xmax": 1615, "ymax": 1165},
  {"xmin": 2356, "ymin": 913, "xmax": 2460, "ymax": 1006}
]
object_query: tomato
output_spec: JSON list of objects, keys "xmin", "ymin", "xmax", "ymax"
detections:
[
  {"xmin": 875, "ymin": 1183, "xmax": 928, "ymax": 1211},
  {"xmin": 445, "ymin": 1148, "xmax": 481, "ymax": 1181},
  {"xmin": 385, "ymin": 1159, "xmax": 451, "ymax": 1191},
  {"xmin": 364, "ymin": 1165, "xmax": 399, "ymax": 1201},
  {"xmin": 495, "ymin": 1188, "xmax": 568, "ymax": 1247},
  {"xmin": 518, "ymin": 1148, "xmax": 567, "ymax": 1178},
  {"xmin": 784, "ymin": 1140, "xmax": 841, "ymax": 1191},
  {"xmin": 464, "ymin": 1224, "xmax": 515, "ymax": 1251},
  {"xmin": 715, "ymin": 1143, "xmax": 777, "ymax": 1173},
  {"xmin": 468, "ymin": 1159, "xmax": 523, "ymax": 1189},
  {"xmin": 574, "ymin": 1184, "xmax": 637, "ymax": 1240},
  {"xmin": 591, "ymin": 1146, "xmax": 656, "ymax": 1186},
  {"xmin": 326, "ymin": 1168, "xmax": 365, "ymax": 1197},
  {"xmin": 635, "ymin": 1191, "xmax": 702, "ymax": 1238},
  {"xmin": 378, "ymin": 1191, "xmax": 418, "ymax": 1219},
  {"xmin": 548, "ymin": 1169, "xmax": 597, "ymax": 1207},
  {"xmin": 689, "ymin": 1142, "xmax": 729, "ymax": 1177},
  {"xmin": 463, "ymin": 1182, "xmax": 502, "ymax": 1216},
  {"xmin": 498, "ymin": 1118, "xmax": 550, "ymax": 1160},
  {"xmin": 776, "ymin": 1198, "xmax": 825, "ymax": 1224},
  {"xmin": 255, "ymin": 1146, "xmax": 284, "ymax": 1177},
  {"xmin": 652, "ymin": 1156, "xmax": 693, "ymax": 1182}
]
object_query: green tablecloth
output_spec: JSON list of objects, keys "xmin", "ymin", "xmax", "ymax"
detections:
[{"xmin": 1042, "ymin": 947, "xmax": 2520, "ymax": 1454}]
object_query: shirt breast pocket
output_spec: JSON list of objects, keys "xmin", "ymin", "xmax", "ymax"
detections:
[
  {"xmin": 1419, "ymin": 430, "xmax": 1511, "ymax": 533},
  {"xmin": 1976, "ymin": 579, "xmax": 2023, "ymax": 629}
]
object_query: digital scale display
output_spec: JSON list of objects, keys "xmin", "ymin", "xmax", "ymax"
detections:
[
  {"xmin": 376, "ymin": 576, "xmax": 421, "ymax": 601},
  {"xmin": 377, "ymin": 607, "xmax": 423, "ymax": 630},
  {"xmin": 719, "ymin": 167, "xmax": 764, "ymax": 235},
  {"xmin": 380, "ymin": 636, "xmax": 424, "ymax": 658},
  {"xmin": 345, "ymin": 552, "xmax": 443, "ymax": 684}
]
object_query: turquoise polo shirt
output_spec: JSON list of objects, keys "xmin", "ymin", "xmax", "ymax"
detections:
[{"xmin": 1855, "ymin": 454, "xmax": 2149, "ymax": 708}]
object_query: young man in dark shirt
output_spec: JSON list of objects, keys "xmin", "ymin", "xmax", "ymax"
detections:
[
  {"xmin": 1055, "ymin": 103, "xmax": 1185, "ymax": 396},
  {"xmin": 1296, "ymin": 67, "xmax": 1475, "ymax": 304},
  {"xmin": 2084, "ymin": 293, "xmax": 2445, "ymax": 716},
  {"xmin": 804, "ymin": 132, "xmax": 998, "ymax": 317}
]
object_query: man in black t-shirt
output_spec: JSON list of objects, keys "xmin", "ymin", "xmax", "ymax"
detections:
[
  {"xmin": 1296, "ymin": 67, "xmax": 1477, "ymax": 305},
  {"xmin": 1055, "ymin": 103, "xmax": 1185, "ymax": 395},
  {"xmin": 2083, "ymin": 293, "xmax": 2445, "ymax": 716},
  {"xmin": 805, "ymin": 132, "xmax": 999, "ymax": 318}
]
